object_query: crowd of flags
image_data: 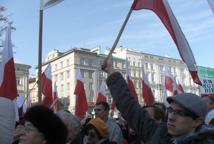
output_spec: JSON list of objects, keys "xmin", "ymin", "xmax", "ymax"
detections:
[{"xmin": 0, "ymin": 0, "xmax": 214, "ymax": 119}]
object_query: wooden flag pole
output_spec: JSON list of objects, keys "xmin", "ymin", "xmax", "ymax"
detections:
[{"xmin": 107, "ymin": 8, "xmax": 133, "ymax": 59}]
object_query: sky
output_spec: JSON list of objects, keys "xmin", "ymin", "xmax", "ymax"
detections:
[{"xmin": 1, "ymin": 0, "xmax": 214, "ymax": 76}]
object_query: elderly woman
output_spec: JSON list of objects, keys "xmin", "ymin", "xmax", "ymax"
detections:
[
  {"xmin": 57, "ymin": 110, "xmax": 82, "ymax": 144},
  {"xmin": 19, "ymin": 105, "xmax": 68, "ymax": 144}
]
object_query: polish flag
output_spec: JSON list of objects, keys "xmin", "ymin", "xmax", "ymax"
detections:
[
  {"xmin": 74, "ymin": 68, "xmax": 88, "ymax": 118},
  {"xmin": 131, "ymin": 0, "xmax": 201, "ymax": 85},
  {"xmin": 164, "ymin": 67, "xmax": 178, "ymax": 96},
  {"xmin": 141, "ymin": 65, "xmax": 154, "ymax": 105},
  {"xmin": 177, "ymin": 80, "xmax": 184, "ymax": 93},
  {"xmin": 125, "ymin": 58, "xmax": 138, "ymax": 102},
  {"xmin": 41, "ymin": 64, "xmax": 53, "ymax": 108},
  {"xmin": 96, "ymin": 80, "xmax": 107, "ymax": 103},
  {"xmin": 208, "ymin": 0, "xmax": 214, "ymax": 13},
  {"xmin": 51, "ymin": 82, "xmax": 61, "ymax": 112},
  {"xmin": 0, "ymin": 24, "xmax": 17, "ymax": 100},
  {"xmin": 23, "ymin": 95, "xmax": 32, "ymax": 113}
]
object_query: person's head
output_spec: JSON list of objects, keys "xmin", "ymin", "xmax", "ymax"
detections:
[
  {"xmin": 205, "ymin": 109, "xmax": 214, "ymax": 126},
  {"xmin": 57, "ymin": 110, "xmax": 81, "ymax": 142},
  {"xmin": 201, "ymin": 95, "xmax": 214, "ymax": 111},
  {"xmin": 20, "ymin": 105, "xmax": 68, "ymax": 144},
  {"xmin": 166, "ymin": 93, "xmax": 207, "ymax": 137},
  {"xmin": 85, "ymin": 118, "xmax": 108, "ymax": 144},
  {"xmin": 144, "ymin": 104, "xmax": 165, "ymax": 124},
  {"xmin": 94, "ymin": 102, "xmax": 110, "ymax": 121}
]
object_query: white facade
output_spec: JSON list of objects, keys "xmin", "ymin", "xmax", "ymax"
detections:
[{"xmin": 31, "ymin": 47, "xmax": 199, "ymax": 112}]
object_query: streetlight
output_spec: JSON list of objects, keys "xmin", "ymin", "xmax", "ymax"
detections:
[{"xmin": 37, "ymin": 0, "xmax": 64, "ymax": 103}]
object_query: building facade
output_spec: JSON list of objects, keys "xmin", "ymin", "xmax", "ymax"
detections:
[{"xmin": 30, "ymin": 47, "xmax": 201, "ymax": 112}]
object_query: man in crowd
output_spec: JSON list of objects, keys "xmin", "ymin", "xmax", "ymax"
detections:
[
  {"xmin": 101, "ymin": 55, "xmax": 214, "ymax": 144},
  {"xmin": 94, "ymin": 102, "xmax": 123, "ymax": 144}
]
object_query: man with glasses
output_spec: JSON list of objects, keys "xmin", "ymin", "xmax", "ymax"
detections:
[{"xmin": 101, "ymin": 55, "xmax": 214, "ymax": 144}]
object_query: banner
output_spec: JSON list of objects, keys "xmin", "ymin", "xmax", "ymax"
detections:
[{"xmin": 200, "ymin": 78, "xmax": 214, "ymax": 96}]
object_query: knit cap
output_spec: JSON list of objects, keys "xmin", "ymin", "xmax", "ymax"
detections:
[{"xmin": 87, "ymin": 118, "xmax": 108, "ymax": 138}]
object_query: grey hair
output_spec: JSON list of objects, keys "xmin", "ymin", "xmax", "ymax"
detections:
[{"xmin": 57, "ymin": 110, "xmax": 81, "ymax": 129}]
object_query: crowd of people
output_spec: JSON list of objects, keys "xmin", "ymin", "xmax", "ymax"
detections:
[{"xmin": 1, "ymin": 55, "xmax": 214, "ymax": 144}]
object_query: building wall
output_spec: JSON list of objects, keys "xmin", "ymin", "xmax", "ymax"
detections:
[{"xmin": 31, "ymin": 47, "xmax": 201, "ymax": 112}]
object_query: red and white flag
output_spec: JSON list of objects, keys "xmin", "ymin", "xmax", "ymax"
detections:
[
  {"xmin": 141, "ymin": 65, "xmax": 155, "ymax": 105},
  {"xmin": 74, "ymin": 68, "xmax": 88, "ymax": 118},
  {"xmin": 131, "ymin": 0, "xmax": 201, "ymax": 85},
  {"xmin": 51, "ymin": 82, "xmax": 61, "ymax": 112},
  {"xmin": 177, "ymin": 80, "xmax": 184, "ymax": 93},
  {"xmin": 164, "ymin": 67, "xmax": 178, "ymax": 96},
  {"xmin": 208, "ymin": 0, "xmax": 214, "ymax": 13},
  {"xmin": 125, "ymin": 58, "xmax": 138, "ymax": 102},
  {"xmin": 0, "ymin": 24, "xmax": 17, "ymax": 100},
  {"xmin": 96, "ymin": 80, "xmax": 107, "ymax": 103},
  {"xmin": 41, "ymin": 64, "xmax": 53, "ymax": 108}
]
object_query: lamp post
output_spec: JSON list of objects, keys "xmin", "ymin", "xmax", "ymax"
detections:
[{"xmin": 37, "ymin": 0, "xmax": 64, "ymax": 103}]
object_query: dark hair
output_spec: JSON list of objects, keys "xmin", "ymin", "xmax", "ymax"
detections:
[
  {"xmin": 85, "ymin": 124, "xmax": 102, "ymax": 139},
  {"xmin": 24, "ymin": 105, "xmax": 68, "ymax": 144},
  {"xmin": 144, "ymin": 105, "xmax": 165, "ymax": 121},
  {"xmin": 95, "ymin": 102, "xmax": 110, "ymax": 111},
  {"xmin": 202, "ymin": 95, "xmax": 214, "ymax": 103}
]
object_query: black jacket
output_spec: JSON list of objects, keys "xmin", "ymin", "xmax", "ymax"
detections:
[{"xmin": 106, "ymin": 72, "xmax": 214, "ymax": 144}]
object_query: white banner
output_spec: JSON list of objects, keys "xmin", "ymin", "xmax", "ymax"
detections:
[{"xmin": 200, "ymin": 78, "xmax": 214, "ymax": 95}]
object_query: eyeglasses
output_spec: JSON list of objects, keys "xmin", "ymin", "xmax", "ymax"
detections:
[{"xmin": 167, "ymin": 107, "xmax": 192, "ymax": 117}]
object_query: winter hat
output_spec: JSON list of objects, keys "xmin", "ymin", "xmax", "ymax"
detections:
[
  {"xmin": 87, "ymin": 118, "xmax": 108, "ymax": 138},
  {"xmin": 167, "ymin": 93, "xmax": 207, "ymax": 119},
  {"xmin": 205, "ymin": 109, "xmax": 214, "ymax": 125},
  {"xmin": 0, "ymin": 97, "xmax": 15, "ymax": 144},
  {"xmin": 24, "ymin": 105, "xmax": 68, "ymax": 144}
]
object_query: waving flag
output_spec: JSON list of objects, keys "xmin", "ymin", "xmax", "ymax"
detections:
[
  {"xmin": 142, "ymin": 65, "xmax": 155, "ymax": 105},
  {"xmin": 40, "ymin": 0, "xmax": 64, "ymax": 10},
  {"xmin": 0, "ymin": 24, "xmax": 17, "ymax": 100},
  {"xmin": 131, "ymin": 0, "xmax": 201, "ymax": 85},
  {"xmin": 41, "ymin": 64, "xmax": 53, "ymax": 108},
  {"xmin": 208, "ymin": 0, "xmax": 214, "ymax": 13},
  {"xmin": 125, "ymin": 58, "xmax": 139, "ymax": 102},
  {"xmin": 51, "ymin": 82, "xmax": 61, "ymax": 112},
  {"xmin": 164, "ymin": 67, "xmax": 178, "ymax": 96},
  {"xmin": 177, "ymin": 80, "xmax": 184, "ymax": 93},
  {"xmin": 74, "ymin": 68, "xmax": 88, "ymax": 118},
  {"xmin": 96, "ymin": 80, "xmax": 107, "ymax": 103}
]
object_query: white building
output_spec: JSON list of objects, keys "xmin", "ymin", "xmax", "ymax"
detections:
[{"xmin": 31, "ymin": 47, "xmax": 199, "ymax": 112}]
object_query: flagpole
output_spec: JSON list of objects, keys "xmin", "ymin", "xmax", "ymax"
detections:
[
  {"xmin": 37, "ymin": 9, "xmax": 43, "ymax": 103},
  {"xmin": 107, "ymin": 8, "xmax": 133, "ymax": 59}
]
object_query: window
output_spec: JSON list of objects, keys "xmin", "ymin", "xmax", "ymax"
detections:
[
  {"xmin": 88, "ymin": 70, "xmax": 93, "ymax": 79},
  {"xmin": 80, "ymin": 69, "xmax": 84, "ymax": 78},
  {"xmin": 16, "ymin": 77, "xmax": 21, "ymax": 85},
  {"xmin": 61, "ymin": 84, "xmax": 64, "ymax": 97},
  {"xmin": 66, "ymin": 70, "xmax": 70, "ymax": 79},
  {"xmin": 66, "ymin": 59, "xmax": 70, "ymax": 66},
  {"xmin": 144, "ymin": 63, "xmax": 148, "ymax": 70},
  {"xmin": 55, "ymin": 64, "xmax": 57, "ymax": 70},
  {"xmin": 80, "ymin": 58, "xmax": 84, "ymax": 65},
  {"xmin": 67, "ymin": 83, "xmax": 70, "ymax": 92},
  {"xmin": 60, "ymin": 72, "xmax": 63, "ymax": 80},
  {"xmin": 60, "ymin": 61, "xmax": 63, "ymax": 68},
  {"xmin": 55, "ymin": 74, "xmax": 58, "ymax": 82}
]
